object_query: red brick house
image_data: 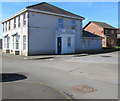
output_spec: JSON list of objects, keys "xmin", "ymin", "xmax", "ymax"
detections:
[
  {"xmin": 84, "ymin": 21, "xmax": 118, "ymax": 47},
  {"xmin": 117, "ymin": 28, "xmax": 120, "ymax": 46}
]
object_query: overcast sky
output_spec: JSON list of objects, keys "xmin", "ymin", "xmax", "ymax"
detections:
[{"xmin": 0, "ymin": 2, "xmax": 118, "ymax": 38}]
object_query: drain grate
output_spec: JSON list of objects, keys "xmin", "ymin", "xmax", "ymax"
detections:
[{"xmin": 73, "ymin": 85, "xmax": 97, "ymax": 94}]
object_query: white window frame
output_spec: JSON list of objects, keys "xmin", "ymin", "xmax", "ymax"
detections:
[
  {"xmin": 71, "ymin": 20, "xmax": 76, "ymax": 30},
  {"xmin": 3, "ymin": 23, "xmax": 4, "ymax": 32},
  {"xmin": 67, "ymin": 37, "xmax": 71, "ymax": 47},
  {"xmin": 14, "ymin": 18, "xmax": 16, "ymax": 29},
  {"xmin": 18, "ymin": 16, "xmax": 21, "ymax": 27},
  {"xmin": 23, "ymin": 13, "xmax": 27, "ymax": 26},
  {"xmin": 5, "ymin": 22, "xmax": 7, "ymax": 31},
  {"xmin": 82, "ymin": 40, "xmax": 85, "ymax": 48},
  {"xmin": 8, "ymin": 21, "xmax": 11, "ymax": 30},
  {"xmin": 13, "ymin": 34, "xmax": 20, "ymax": 50},
  {"xmin": 4, "ymin": 36, "xmax": 10, "ymax": 49},
  {"xmin": 23, "ymin": 35, "xmax": 26, "ymax": 50},
  {"xmin": 88, "ymin": 39, "xmax": 90, "ymax": 46}
]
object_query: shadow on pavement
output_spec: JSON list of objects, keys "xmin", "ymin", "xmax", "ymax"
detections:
[{"xmin": 0, "ymin": 73, "xmax": 27, "ymax": 82}]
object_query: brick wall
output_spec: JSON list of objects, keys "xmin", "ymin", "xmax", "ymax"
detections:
[{"xmin": 84, "ymin": 22, "xmax": 106, "ymax": 47}]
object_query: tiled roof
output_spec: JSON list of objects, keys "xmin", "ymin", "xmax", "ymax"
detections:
[
  {"xmin": 84, "ymin": 21, "xmax": 117, "ymax": 29},
  {"xmin": 82, "ymin": 30, "xmax": 103, "ymax": 38},
  {"xmin": 26, "ymin": 2, "xmax": 85, "ymax": 19}
]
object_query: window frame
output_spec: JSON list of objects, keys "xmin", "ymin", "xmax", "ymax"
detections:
[
  {"xmin": 23, "ymin": 13, "xmax": 27, "ymax": 26},
  {"xmin": 18, "ymin": 16, "xmax": 21, "ymax": 27},
  {"xmin": 4, "ymin": 36, "xmax": 10, "ymax": 49},
  {"xmin": 13, "ymin": 34, "xmax": 20, "ymax": 50},
  {"xmin": 58, "ymin": 18, "xmax": 63, "ymax": 29},
  {"xmin": 23, "ymin": 35, "xmax": 26, "ymax": 50},
  {"xmin": 67, "ymin": 37, "xmax": 71, "ymax": 47},
  {"xmin": 71, "ymin": 20, "xmax": 76, "ymax": 30},
  {"xmin": 8, "ymin": 21, "xmax": 11, "ymax": 30},
  {"xmin": 14, "ymin": 18, "xmax": 17, "ymax": 29}
]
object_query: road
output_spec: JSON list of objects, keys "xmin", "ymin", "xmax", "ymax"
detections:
[{"xmin": 1, "ymin": 51, "xmax": 119, "ymax": 99}]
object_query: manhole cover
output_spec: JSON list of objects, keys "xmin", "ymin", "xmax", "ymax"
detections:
[
  {"xmin": 73, "ymin": 85, "xmax": 97, "ymax": 94},
  {"xmin": 0, "ymin": 73, "xmax": 27, "ymax": 82}
]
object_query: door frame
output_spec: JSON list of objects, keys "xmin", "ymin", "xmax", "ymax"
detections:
[{"xmin": 57, "ymin": 37, "xmax": 62, "ymax": 54}]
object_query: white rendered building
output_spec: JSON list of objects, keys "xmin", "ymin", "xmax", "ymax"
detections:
[{"xmin": 2, "ymin": 2, "xmax": 102, "ymax": 56}]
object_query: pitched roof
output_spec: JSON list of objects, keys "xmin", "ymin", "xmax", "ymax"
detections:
[
  {"xmin": 82, "ymin": 30, "xmax": 103, "ymax": 38},
  {"xmin": 84, "ymin": 21, "xmax": 117, "ymax": 29},
  {"xmin": 26, "ymin": 2, "xmax": 85, "ymax": 19}
]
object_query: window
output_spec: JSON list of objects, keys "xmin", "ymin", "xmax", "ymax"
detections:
[
  {"xmin": 82, "ymin": 40, "xmax": 85, "ymax": 48},
  {"xmin": 13, "ymin": 34, "xmax": 20, "ymax": 49},
  {"xmin": 23, "ymin": 13, "xmax": 27, "ymax": 25},
  {"xmin": 8, "ymin": 21, "xmax": 11, "ymax": 30},
  {"xmin": 5, "ymin": 22, "xmax": 7, "ymax": 31},
  {"xmin": 111, "ymin": 30, "xmax": 114, "ymax": 34},
  {"xmin": 14, "ymin": 18, "xmax": 16, "ymax": 28},
  {"xmin": 67, "ymin": 37, "xmax": 71, "ymax": 47},
  {"xmin": 71, "ymin": 20, "xmax": 76, "ymax": 30},
  {"xmin": 58, "ymin": 18, "xmax": 63, "ymax": 29},
  {"xmin": 4, "ymin": 36, "xmax": 10, "ymax": 48},
  {"xmin": 23, "ymin": 35, "xmax": 26, "ymax": 50},
  {"xmin": 3, "ymin": 23, "xmax": 4, "ymax": 32},
  {"xmin": 88, "ymin": 40, "xmax": 90, "ymax": 46},
  {"xmin": 105, "ymin": 29, "xmax": 108, "ymax": 33},
  {"xmin": 18, "ymin": 16, "xmax": 21, "ymax": 27}
]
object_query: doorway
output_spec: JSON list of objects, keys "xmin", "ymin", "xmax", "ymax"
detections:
[{"xmin": 57, "ymin": 37, "xmax": 62, "ymax": 54}]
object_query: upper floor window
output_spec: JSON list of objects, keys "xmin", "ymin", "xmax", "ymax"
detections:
[
  {"xmin": 5, "ymin": 22, "xmax": 7, "ymax": 31},
  {"xmin": 58, "ymin": 18, "xmax": 63, "ymax": 29},
  {"xmin": 23, "ymin": 13, "xmax": 27, "ymax": 25},
  {"xmin": 3, "ymin": 23, "xmax": 4, "ymax": 32},
  {"xmin": 8, "ymin": 21, "xmax": 11, "ymax": 30},
  {"xmin": 105, "ymin": 29, "xmax": 108, "ymax": 33},
  {"xmin": 14, "ymin": 18, "xmax": 16, "ymax": 28},
  {"xmin": 18, "ymin": 16, "xmax": 21, "ymax": 27},
  {"xmin": 111, "ymin": 30, "xmax": 114, "ymax": 34},
  {"xmin": 71, "ymin": 20, "xmax": 76, "ymax": 30}
]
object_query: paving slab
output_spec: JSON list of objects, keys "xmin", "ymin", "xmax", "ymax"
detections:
[{"xmin": 2, "ymin": 82, "xmax": 66, "ymax": 99}]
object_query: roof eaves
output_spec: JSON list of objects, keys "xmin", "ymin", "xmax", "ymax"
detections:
[
  {"xmin": 27, "ymin": 8, "xmax": 85, "ymax": 20},
  {"xmin": 2, "ymin": 8, "xmax": 27, "ymax": 23}
]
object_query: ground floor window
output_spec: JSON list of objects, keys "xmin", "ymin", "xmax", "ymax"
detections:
[
  {"xmin": 82, "ymin": 40, "xmax": 85, "ymax": 48},
  {"xmin": 4, "ymin": 36, "xmax": 10, "ymax": 49},
  {"xmin": 67, "ymin": 37, "xmax": 71, "ymax": 47},
  {"xmin": 88, "ymin": 40, "xmax": 91, "ymax": 46},
  {"xmin": 13, "ymin": 34, "xmax": 20, "ymax": 49},
  {"xmin": 23, "ymin": 35, "xmax": 26, "ymax": 50}
]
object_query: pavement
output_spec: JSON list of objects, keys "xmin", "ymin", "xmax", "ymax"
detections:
[
  {"xmin": 0, "ymin": 50, "xmax": 119, "ymax": 99},
  {"xmin": 2, "ymin": 82, "xmax": 66, "ymax": 99}
]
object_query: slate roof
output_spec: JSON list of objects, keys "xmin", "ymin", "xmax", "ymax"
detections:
[
  {"xmin": 26, "ymin": 2, "xmax": 85, "ymax": 19},
  {"xmin": 82, "ymin": 30, "xmax": 103, "ymax": 38},
  {"xmin": 84, "ymin": 21, "xmax": 117, "ymax": 29}
]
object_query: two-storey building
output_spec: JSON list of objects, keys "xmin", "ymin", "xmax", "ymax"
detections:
[
  {"xmin": 2, "ymin": 2, "xmax": 102, "ymax": 56},
  {"xmin": 84, "ymin": 21, "xmax": 118, "ymax": 47}
]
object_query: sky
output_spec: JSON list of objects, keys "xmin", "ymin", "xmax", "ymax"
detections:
[{"xmin": 0, "ymin": 2, "xmax": 118, "ymax": 38}]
